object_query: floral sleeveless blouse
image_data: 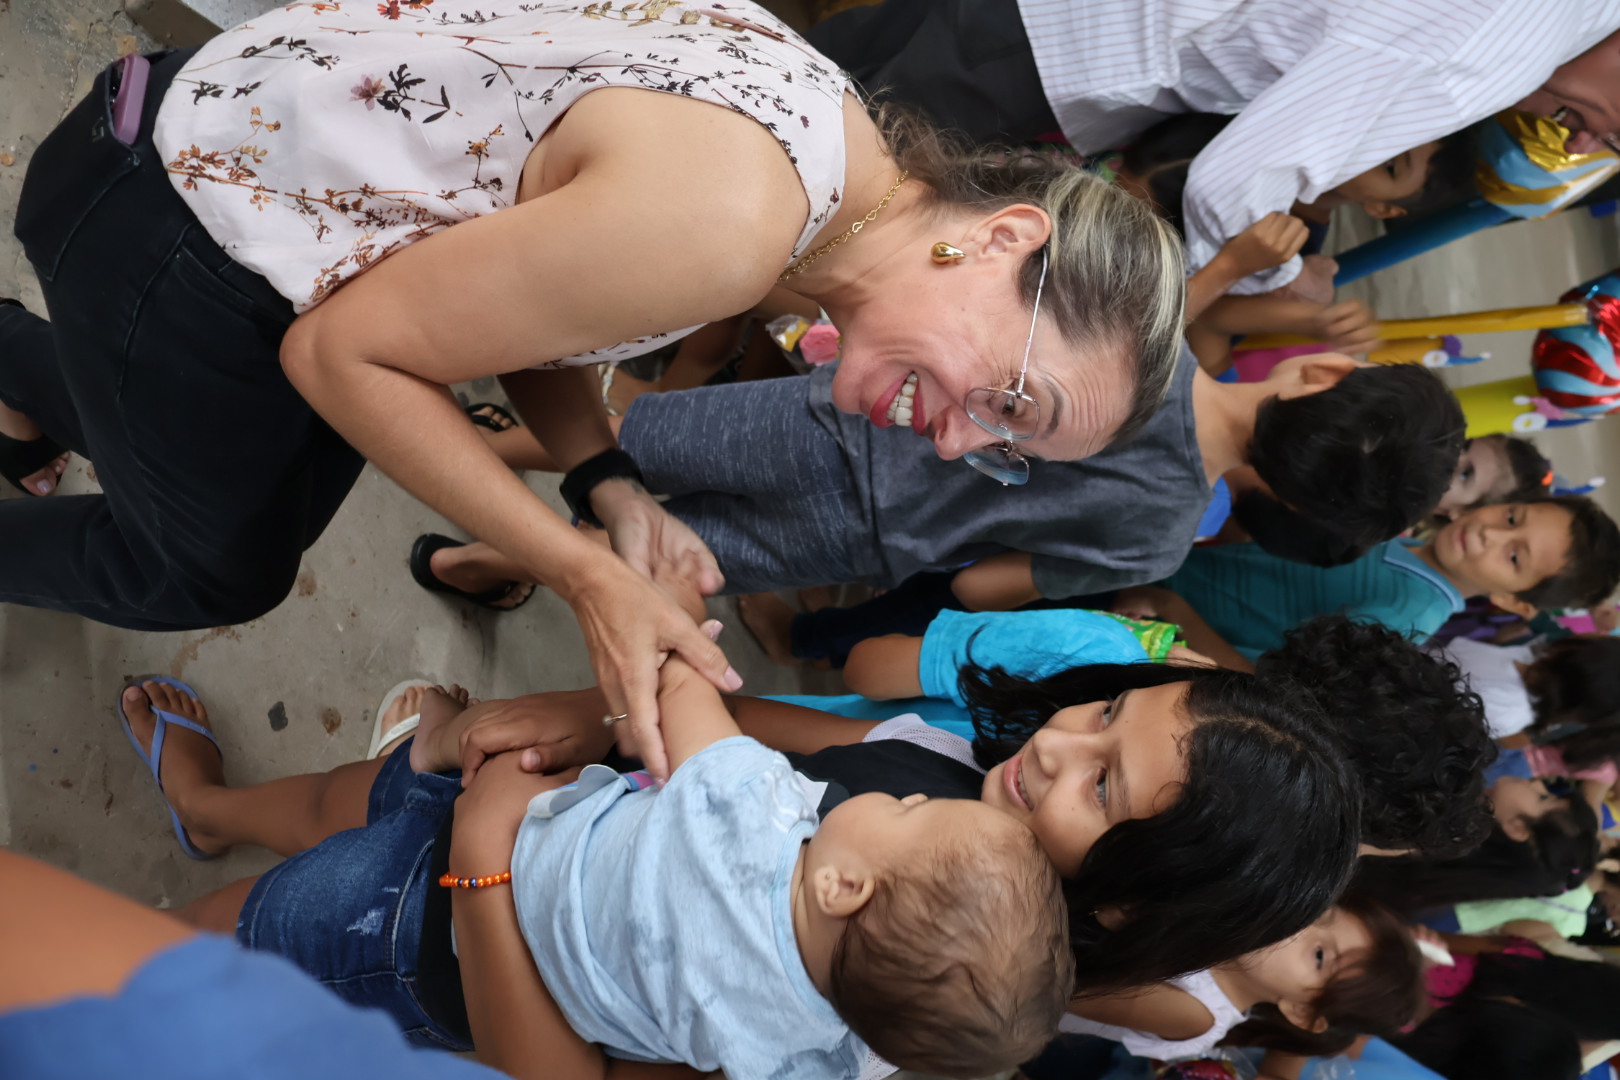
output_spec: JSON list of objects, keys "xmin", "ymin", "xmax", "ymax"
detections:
[{"xmin": 152, "ymin": 0, "xmax": 849, "ymax": 364}]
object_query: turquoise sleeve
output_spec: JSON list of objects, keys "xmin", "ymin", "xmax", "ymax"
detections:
[{"xmin": 917, "ymin": 609, "xmax": 1150, "ymax": 707}]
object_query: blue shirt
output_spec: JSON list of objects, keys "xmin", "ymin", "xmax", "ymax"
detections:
[
  {"xmin": 767, "ymin": 609, "xmax": 1151, "ymax": 739},
  {"xmin": 1163, "ymin": 538, "xmax": 1466, "ymax": 660},
  {"xmin": 510, "ymin": 738, "xmax": 861, "ymax": 1080},
  {"xmin": 0, "ymin": 934, "xmax": 502, "ymax": 1080}
]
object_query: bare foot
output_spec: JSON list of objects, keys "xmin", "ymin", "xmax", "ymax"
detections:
[
  {"xmin": 428, "ymin": 542, "xmax": 536, "ymax": 610},
  {"xmin": 796, "ymin": 585, "xmax": 837, "ymax": 612},
  {"xmin": 738, "ymin": 593, "xmax": 800, "ymax": 666},
  {"xmin": 120, "ymin": 681, "xmax": 229, "ymax": 856},
  {"xmin": 0, "ymin": 398, "xmax": 69, "ymax": 496},
  {"xmin": 409, "ymin": 685, "xmax": 473, "ymax": 774},
  {"xmin": 374, "ymin": 683, "xmax": 430, "ymax": 760}
]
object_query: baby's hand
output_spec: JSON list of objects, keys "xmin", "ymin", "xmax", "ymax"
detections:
[
  {"xmin": 1220, "ymin": 212, "xmax": 1310, "ymax": 278},
  {"xmin": 1310, "ymin": 300, "xmax": 1381, "ymax": 355}
]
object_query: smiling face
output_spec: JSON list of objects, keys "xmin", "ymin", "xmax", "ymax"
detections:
[
  {"xmin": 1430, "ymin": 502, "xmax": 1574, "ymax": 609},
  {"xmin": 978, "ymin": 681, "xmax": 1194, "ymax": 875},
  {"xmin": 1235, "ymin": 906, "xmax": 1375, "ymax": 1026},
  {"xmin": 1517, "ymin": 27, "xmax": 1620, "ymax": 154},
  {"xmin": 827, "ymin": 251, "xmax": 1135, "ymax": 466},
  {"xmin": 1435, "ymin": 437, "xmax": 1512, "ymax": 517}
]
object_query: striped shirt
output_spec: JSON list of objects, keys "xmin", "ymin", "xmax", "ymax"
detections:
[{"xmin": 1015, "ymin": 0, "xmax": 1620, "ymax": 291}]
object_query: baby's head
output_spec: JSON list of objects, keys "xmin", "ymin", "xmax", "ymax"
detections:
[
  {"xmin": 1224, "ymin": 892, "xmax": 1424, "ymax": 1056},
  {"xmin": 803, "ymin": 794, "xmax": 1073, "ymax": 1079}
]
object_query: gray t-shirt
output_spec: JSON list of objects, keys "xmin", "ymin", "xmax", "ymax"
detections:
[{"xmin": 806, "ymin": 348, "xmax": 1210, "ymax": 598}]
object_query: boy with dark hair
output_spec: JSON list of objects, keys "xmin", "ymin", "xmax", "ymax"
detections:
[
  {"xmin": 1255, "ymin": 615, "xmax": 1496, "ymax": 859},
  {"xmin": 1117, "ymin": 496, "xmax": 1620, "ymax": 673}
]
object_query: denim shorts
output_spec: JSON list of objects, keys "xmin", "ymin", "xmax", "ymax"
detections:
[{"xmin": 236, "ymin": 744, "xmax": 469, "ymax": 1050}]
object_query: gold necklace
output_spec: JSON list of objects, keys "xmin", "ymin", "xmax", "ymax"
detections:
[{"xmin": 779, "ymin": 171, "xmax": 909, "ymax": 282}]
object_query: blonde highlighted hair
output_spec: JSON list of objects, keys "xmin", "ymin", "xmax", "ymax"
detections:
[{"xmin": 879, "ymin": 105, "xmax": 1187, "ymax": 444}]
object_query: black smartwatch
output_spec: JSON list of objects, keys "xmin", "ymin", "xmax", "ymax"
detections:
[{"xmin": 560, "ymin": 448, "xmax": 645, "ymax": 528}]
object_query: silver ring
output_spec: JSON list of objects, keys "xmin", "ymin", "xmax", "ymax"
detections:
[{"xmin": 602, "ymin": 713, "xmax": 628, "ymax": 727}]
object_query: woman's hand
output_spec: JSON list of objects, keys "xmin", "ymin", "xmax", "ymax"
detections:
[
  {"xmin": 459, "ymin": 689, "xmax": 619, "ymax": 786},
  {"xmin": 592, "ymin": 479, "xmax": 724, "ymax": 600},
  {"xmin": 565, "ymin": 557, "xmax": 738, "ymax": 780}
]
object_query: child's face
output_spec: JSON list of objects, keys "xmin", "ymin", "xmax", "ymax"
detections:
[
  {"xmin": 1236, "ymin": 907, "xmax": 1374, "ymax": 1029},
  {"xmin": 811, "ymin": 792, "xmax": 1011, "ymax": 871},
  {"xmin": 1435, "ymin": 438, "xmax": 1511, "ymax": 518},
  {"xmin": 978, "ymin": 680, "xmax": 1194, "ymax": 876},
  {"xmin": 1326, "ymin": 141, "xmax": 1441, "ymax": 217},
  {"xmin": 1430, "ymin": 502, "xmax": 1574, "ymax": 604},
  {"xmin": 1490, "ymin": 776, "xmax": 1566, "ymax": 841}
]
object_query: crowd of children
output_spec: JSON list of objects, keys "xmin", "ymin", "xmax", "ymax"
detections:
[{"xmin": 9, "ymin": 4, "xmax": 1620, "ymax": 1080}]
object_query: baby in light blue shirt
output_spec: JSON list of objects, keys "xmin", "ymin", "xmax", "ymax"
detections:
[{"xmin": 509, "ymin": 659, "xmax": 1073, "ymax": 1080}]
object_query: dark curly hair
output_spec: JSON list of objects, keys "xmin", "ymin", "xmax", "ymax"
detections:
[
  {"xmin": 1255, "ymin": 615, "xmax": 1496, "ymax": 858},
  {"xmin": 960, "ymin": 661, "xmax": 1361, "ymax": 997},
  {"xmin": 1241, "ymin": 364, "xmax": 1467, "ymax": 566}
]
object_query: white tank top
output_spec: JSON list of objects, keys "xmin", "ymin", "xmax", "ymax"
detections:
[
  {"xmin": 153, "ymin": 0, "xmax": 849, "ymax": 364},
  {"xmin": 1059, "ymin": 968, "xmax": 1249, "ymax": 1061}
]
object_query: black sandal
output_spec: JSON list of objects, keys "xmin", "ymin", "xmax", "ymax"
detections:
[
  {"xmin": 464, "ymin": 401, "xmax": 518, "ymax": 433},
  {"xmin": 0, "ymin": 298, "xmax": 67, "ymax": 497},
  {"xmin": 409, "ymin": 533, "xmax": 533, "ymax": 611}
]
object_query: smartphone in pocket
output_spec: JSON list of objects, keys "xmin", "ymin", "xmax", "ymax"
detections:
[{"xmin": 111, "ymin": 53, "xmax": 152, "ymax": 146}]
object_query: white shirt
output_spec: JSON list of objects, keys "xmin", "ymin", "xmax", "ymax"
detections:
[
  {"xmin": 1015, "ymin": 0, "xmax": 1620, "ymax": 291},
  {"xmin": 1433, "ymin": 637, "xmax": 1538, "ymax": 738}
]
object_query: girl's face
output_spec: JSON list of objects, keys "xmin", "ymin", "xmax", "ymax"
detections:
[
  {"xmin": 979, "ymin": 681, "xmax": 1194, "ymax": 875},
  {"xmin": 1236, "ymin": 907, "xmax": 1375, "ymax": 1031},
  {"xmin": 1490, "ymin": 776, "xmax": 1565, "ymax": 842},
  {"xmin": 1435, "ymin": 438, "xmax": 1510, "ymax": 518}
]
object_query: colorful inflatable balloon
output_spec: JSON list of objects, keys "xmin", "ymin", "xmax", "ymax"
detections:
[{"xmin": 1529, "ymin": 270, "xmax": 1620, "ymax": 424}]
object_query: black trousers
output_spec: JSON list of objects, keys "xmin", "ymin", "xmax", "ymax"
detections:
[
  {"xmin": 0, "ymin": 50, "xmax": 364, "ymax": 630},
  {"xmin": 808, "ymin": 0, "xmax": 1059, "ymax": 144}
]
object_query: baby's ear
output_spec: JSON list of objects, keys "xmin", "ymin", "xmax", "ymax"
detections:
[
  {"xmin": 1276, "ymin": 998, "xmax": 1330, "ymax": 1033},
  {"xmin": 812, "ymin": 865, "xmax": 877, "ymax": 918}
]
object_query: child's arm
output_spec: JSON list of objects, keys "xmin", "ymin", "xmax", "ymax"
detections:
[
  {"xmin": 842, "ymin": 635, "xmax": 927, "ymax": 699},
  {"xmin": 1113, "ymin": 586, "xmax": 1255, "ymax": 673},
  {"xmin": 1066, "ymin": 984, "xmax": 1215, "ymax": 1043},
  {"xmin": 1185, "ymin": 212, "xmax": 1309, "ymax": 322},
  {"xmin": 657, "ymin": 656, "xmax": 745, "ymax": 772},
  {"xmin": 950, "ymin": 552, "xmax": 1043, "ymax": 611},
  {"xmin": 451, "ymin": 755, "xmax": 704, "ymax": 1080},
  {"xmin": 1195, "ymin": 296, "xmax": 1380, "ymax": 354}
]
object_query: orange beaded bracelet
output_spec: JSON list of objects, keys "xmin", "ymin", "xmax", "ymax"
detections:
[{"xmin": 438, "ymin": 870, "xmax": 513, "ymax": 889}]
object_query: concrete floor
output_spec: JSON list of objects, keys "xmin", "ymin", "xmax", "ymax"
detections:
[
  {"xmin": 2, "ymin": 1, "xmax": 1618, "ymax": 912},
  {"xmin": 0, "ymin": 0, "xmax": 831, "ymax": 906}
]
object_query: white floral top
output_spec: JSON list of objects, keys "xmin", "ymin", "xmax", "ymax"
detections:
[{"xmin": 152, "ymin": 0, "xmax": 849, "ymax": 364}]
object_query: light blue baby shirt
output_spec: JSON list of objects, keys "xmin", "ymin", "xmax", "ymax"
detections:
[{"xmin": 510, "ymin": 737, "xmax": 863, "ymax": 1080}]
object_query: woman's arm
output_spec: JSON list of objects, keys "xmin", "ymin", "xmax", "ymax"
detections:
[
  {"xmin": 280, "ymin": 90, "xmax": 802, "ymax": 775},
  {"xmin": 950, "ymin": 552, "xmax": 1043, "ymax": 611}
]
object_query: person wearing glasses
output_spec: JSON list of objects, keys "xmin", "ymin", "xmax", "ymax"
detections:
[
  {"xmin": 806, "ymin": 0, "xmax": 1620, "ymax": 296},
  {"xmin": 0, "ymin": 2, "xmax": 1185, "ymax": 774}
]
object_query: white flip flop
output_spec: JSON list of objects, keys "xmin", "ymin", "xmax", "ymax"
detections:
[{"xmin": 368, "ymin": 678, "xmax": 436, "ymax": 759}]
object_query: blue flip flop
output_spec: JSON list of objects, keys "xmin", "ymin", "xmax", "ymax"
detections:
[{"xmin": 116, "ymin": 676, "xmax": 222, "ymax": 861}]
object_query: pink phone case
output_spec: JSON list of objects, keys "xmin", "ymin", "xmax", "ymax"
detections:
[{"xmin": 112, "ymin": 53, "xmax": 152, "ymax": 145}]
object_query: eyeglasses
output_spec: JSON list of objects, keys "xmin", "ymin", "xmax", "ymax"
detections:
[
  {"xmin": 1553, "ymin": 106, "xmax": 1620, "ymax": 156},
  {"xmin": 964, "ymin": 247, "xmax": 1047, "ymax": 486}
]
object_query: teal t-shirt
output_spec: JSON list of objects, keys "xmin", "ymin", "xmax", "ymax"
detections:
[
  {"xmin": 766, "ymin": 608, "xmax": 1150, "ymax": 739},
  {"xmin": 1162, "ymin": 538, "xmax": 1465, "ymax": 660}
]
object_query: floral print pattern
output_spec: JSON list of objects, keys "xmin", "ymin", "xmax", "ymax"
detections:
[{"xmin": 153, "ymin": 0, "xmax": 848, "ymax": 364}]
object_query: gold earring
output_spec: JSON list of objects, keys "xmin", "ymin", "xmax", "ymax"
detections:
[{"xmin": 930, "ymin": 241, "xmax": 966, "ymax": 264}]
